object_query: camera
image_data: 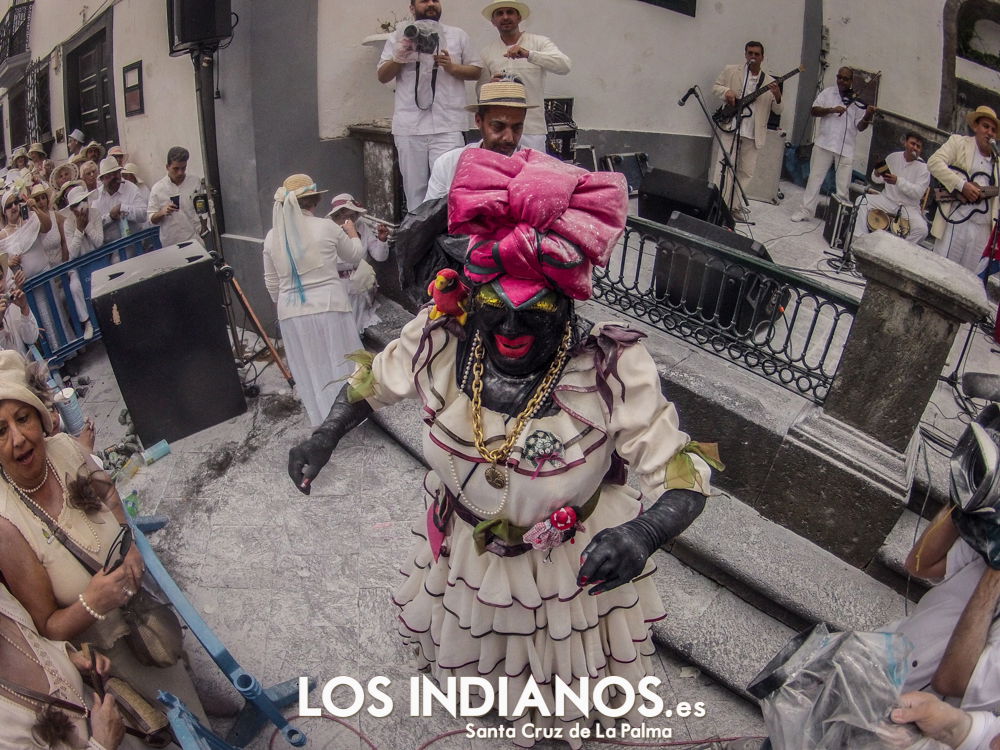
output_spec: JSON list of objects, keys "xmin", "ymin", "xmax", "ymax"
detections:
[
  {"xmin": 18, "ymin": 202, "xmax": 28, "ymax": 220},
  {"xmin": 192, "ymin": 191, "xmax": 209, "ymax": 215},
  {"xmin": 402, "ymin": 20, "xmax": 440, "ymax": 54}
]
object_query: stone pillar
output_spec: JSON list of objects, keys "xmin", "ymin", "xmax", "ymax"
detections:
[
  {"xmin": 757, "ymin": 232, "xmax": 990, "ymax": 566},
  {"xmin": 348, "ymin": 124, "xmax": 407, "ymax": 307},
  {"xmin": 825, "ymin": 232, "xmax": 990, "ymax": 452}
]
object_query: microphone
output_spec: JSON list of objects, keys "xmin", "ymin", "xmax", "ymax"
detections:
[
  {"xmin": 678, "ymin": 87, "xmax": 696, "ymax": 107},
  {"xmin": 990, "ymin": 139, "xmax": 1000, "ymax": 160}
]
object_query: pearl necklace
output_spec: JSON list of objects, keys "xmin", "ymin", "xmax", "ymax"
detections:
[
  {"xmin": 3, "ymin": 462, "xmax": 102, "ymax": 554},
  {"xmin": 448, "ymin": 453, "xmax": 510, "ymax": 518},
  {"xmin": 0, "ymin": 625, "xmax": 88, "ymax": 716}
]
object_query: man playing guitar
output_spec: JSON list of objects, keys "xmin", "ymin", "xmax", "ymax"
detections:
[
  {"xmin": 928, "ymin": 105, "xmax": 1000, "ymax": 272},
  {"xmin": 710, "ymin": 41, "xmax": 783, "ymax": 222}
]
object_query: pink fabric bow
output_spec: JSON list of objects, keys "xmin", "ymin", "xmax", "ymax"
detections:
[{"xmin": 448, "ymin": 149, "xmax": 628, "ymax": 307}]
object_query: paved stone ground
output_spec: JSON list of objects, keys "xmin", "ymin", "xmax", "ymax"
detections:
[{"xmin": 68, "ymin": 177, "xmax": 996, "ymax": 749}]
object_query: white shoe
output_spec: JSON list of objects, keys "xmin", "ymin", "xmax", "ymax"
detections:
[
  {"xmin": 83, "ymin": 320, "xmax": 94, "ymax": 340},
  {"xmin": 789, "ymin": 209, "xmax": 811, "ymax": 222}
]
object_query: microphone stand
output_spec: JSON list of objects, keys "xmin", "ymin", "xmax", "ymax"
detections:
[{"xmin": 682, "ymin": 85, "xmax": 750, "ymax": 224}]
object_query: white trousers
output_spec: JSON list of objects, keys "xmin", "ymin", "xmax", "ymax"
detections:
[
  {"xmin": 800, "ymin": 145, "xmax": 854, "ymax": 214},
  {"xmin": 394, "ymin": 132, "xmax": 465, "ymax": 209},
  {"xmin": 934, "ymin": 218, "xmax": 990, "ymax": 273},
  {"xmin": 853, "ymin": 195, "xmax": 929, "ymax": 244},
  {"xmin": 710, "ymin": 132, "xmax": 760, "ymax": 212}
]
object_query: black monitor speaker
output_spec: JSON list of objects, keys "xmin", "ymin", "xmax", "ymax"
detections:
[
  {"xmin": 638, "ymin": 168, "xmax": 734, "ymax": 229},
  {"xmin": 167, "ymin": 0, "xmax": 233, "ymax": 56},
  {"xmin": 91, "ymin": 242, "xmax": 247, "ymax": 446}
]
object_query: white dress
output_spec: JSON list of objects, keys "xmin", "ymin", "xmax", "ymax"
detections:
[{"xmin": 360, "ymin": 309, "xmax": 712, "ymax": 747}]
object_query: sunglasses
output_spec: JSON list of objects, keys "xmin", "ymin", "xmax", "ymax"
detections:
[{"xmin": 103, "ymin": 523, "xmax": 133, "ymax": 573}]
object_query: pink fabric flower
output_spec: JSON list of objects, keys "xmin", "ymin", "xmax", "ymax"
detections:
[{"xmin": 448, "ymin": 149, "xmax": 628, "ymax": 307}]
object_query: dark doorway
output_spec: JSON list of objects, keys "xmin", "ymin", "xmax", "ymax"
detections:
[{"xmin": 64, "ymin": 20, "xmax": 117, "ymax": 149}]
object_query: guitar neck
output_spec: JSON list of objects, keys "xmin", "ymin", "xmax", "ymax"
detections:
[{"xmin": 737, "ymin": 67, "xmax": 802, "ymax": 108}]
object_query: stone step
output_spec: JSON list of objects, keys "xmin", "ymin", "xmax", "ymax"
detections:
[{"xmin": 867, "ymin": 508, "xmax": 933, "ymax": 601}]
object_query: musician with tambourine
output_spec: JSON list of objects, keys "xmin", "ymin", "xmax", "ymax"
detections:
[
  {"xmin": 853, "ymin": 133, "xmax": 930, "ymax": 244},
  {"xmin": 927, "ymin": 105, "xmax": 1000, "ymax": 273},
  {"xmin": 710, "ymin": 41, "xmax": 785, "ymax": 221},
  {"xmin": 791, "ymin": 67, "xmax": 876, "ymax": 222}
]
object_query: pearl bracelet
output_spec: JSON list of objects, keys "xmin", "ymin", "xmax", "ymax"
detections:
[{"xmin": 78, "ymin": 593, "xmax": 106, "ymax": 621}]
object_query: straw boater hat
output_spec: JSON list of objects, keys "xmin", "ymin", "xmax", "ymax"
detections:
[
  {"xmin": 97, "ymin": 156, "xmax": 122, "ymax": 178},
  {"xmin": 54, "ymin": 180, "xmax": 83, "ymax": 207},
  {"xmin": 121, "ymin": 162, "xmax": 144, "ymax": 184},
  {"xmin": 966, "ymin": 105, "xmax": 999, "ymax": 131},
  {"xmin": 278, "ymin": 174, "xmax": 326, "ymax": 201},
  {"xmin": 84, "ymin": 141, "xmax": 105, "ymax": 159},
  {"xmin": 465, "ymin": 79, "xmax": 537, "ymax": 111},
  {"xmin": 0, "ymin": 351, "xmax": 53, "ymax": 433},
  {"xmin": 482, "ymin": 0, "xmax": 530, "ymax": 20},
  {"xmin": 27, "ymin": 143, "xmax": 45, "ymax": 157},
  {"xmin": 326, "ymin": 193, "xmax": 366, "ymax": 218}
]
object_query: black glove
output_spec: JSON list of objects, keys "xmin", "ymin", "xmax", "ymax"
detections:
[
  {"xmin": 287, "ymin": 384, "xmax": 373, "ymax": 494},
  {"xmin": 577, "ymin": 489, "xmax": 705, "ymax": 595}
]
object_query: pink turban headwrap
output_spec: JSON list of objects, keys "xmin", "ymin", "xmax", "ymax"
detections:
[{"xmin": 448, "ymin": 148, "xmax": 628, "ymax": 308}]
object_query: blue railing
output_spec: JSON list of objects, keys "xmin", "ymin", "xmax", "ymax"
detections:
[
  {"xmin": 592, "ymin": 216, "xmax": 860, "ymax": 403},
  {"xmin": 22, "ymin": 227, "xmax": 160, "ymax": 364}
]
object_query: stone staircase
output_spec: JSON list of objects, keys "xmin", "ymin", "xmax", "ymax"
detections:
[{"xmin": 360, "ymin": 298, "xmax": 940, "ymax": 705}]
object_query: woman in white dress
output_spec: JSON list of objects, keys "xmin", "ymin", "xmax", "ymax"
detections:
[{"xmin": 325, "ymin": 193, "xmax": 390, "ymax": 334}]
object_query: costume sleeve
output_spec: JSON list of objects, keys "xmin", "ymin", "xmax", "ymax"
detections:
[
  {"xmin": 606, "ymin": 338, "xmax": 712, "ymax": 501},
  {"xmin": 766, "ymin": 74, "xmax": 783, "ymax": 115},
  {"xmin": 526, "ymin": 35, "xmax": 570, "ymax": 75},
  {"xmin": 262, "ymin": 232, "xmax": 279, "ymax": 304},
  {"xmin": 357, "ymin": 308, "xmax": 435, "ymax": 408},
  {"xmin": 424, "ymin": 155, "xmax": 453, "ymax": 202},
  {"xmin": 377, "ymin": 30, "xmax": 400, "ymax": 70},
  {"xmin": 929, "ymin": 135, "xmax": 967, "ymax": 193},
  {"xmin": 361, "ymin": 223, "xmax": 390, "ymax": 262},
  {"xmin": 333, "ymin": 224, "xmax": 364, "ymax": 265}
]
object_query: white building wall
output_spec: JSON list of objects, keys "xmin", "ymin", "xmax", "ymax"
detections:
[
  {"xmin": 12, "ymin": 0, "xmax": 202, "ymax": 181},
  {"xmin": 317, "ymin": 0, "xmax": 805, "ymax": 141}
]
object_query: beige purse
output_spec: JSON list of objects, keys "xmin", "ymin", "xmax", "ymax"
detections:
[{"xmin": 348, "ymin": 259, "xmax": 376, "ymax": 295}]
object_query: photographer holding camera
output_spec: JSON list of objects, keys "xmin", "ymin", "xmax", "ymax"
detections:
[
  {"xmin": 884, "ymin": 406, "xmax": 1000, "ymax": 713},
  {"xmin": 377, "ymin": 0, "xmax": 482, "ymax": 209}
]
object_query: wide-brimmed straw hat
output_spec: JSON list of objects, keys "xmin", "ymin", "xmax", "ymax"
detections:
[
  {"xmin": 54, "ymin": 180, "xmax": 83, "ymax": 207},
  {"xmin": 51, "ymin": 162, "xmax": 79, "ymax": 184},
  {"xmin": 27, "ymin": 143, "xmax": 45, "ymax": 157},
  {"xmin": 84, "ymin": 141, "xmax": 105, "ymax": 159},
  {"xmin": 0, "ymin": 351, "xmax": 53, "ymax": 433},
  {"xmin": 482, "ymin": 0, "xmax": 530, "ymax": 20},
  {"xmin": 121, "ymin": 162, "xmax": 144, "ymax": 183},
  {"xmin": 465, "ymin": 80, "xmax": 537, "ymax": 111},
  {"xmin": 66, "ymin": 185, "xmax": 94, "ymax": 207},
  {"xmin": 10, "ymin": 148, "xmax": 27, "ymax": 162},
  {"xmin": 326, "ymin": 193, "xmax": 367, "ymax": 218},
  {"xmin": 966, "ymin": 105, "xmax": 999, "ymax": 131},
  {"xmin": 30, "ymin": 183, "xmax": 50, "ymax": 200},
  {"xmin": 98, "ymin": 156, "xmax": 122, "ymax": 178},
  {"xmin": 279, "ymin": 174, "xmax": 326, "ymax": 200}
]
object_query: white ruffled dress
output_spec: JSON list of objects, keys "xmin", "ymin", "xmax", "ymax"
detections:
[{"xmin": 362, "ymin": 309, "xmax": 711, "ymax": 747}]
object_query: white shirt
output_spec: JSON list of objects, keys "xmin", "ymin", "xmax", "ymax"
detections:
[
  {"xmin": 262, "ymin": 210, "xmax": 364, "ymax": 320},
  {"xmin": 0, "ymin": 269, "xmax": 37, "ymax": 353},
  {"xmin": 148, "ymin": 173, "xmax": 204, "ymax": 247},
  {"xmin": 60, "ymin": 205, "xmax": 104, "ymax": 258},
  {"xmin": 379, "ymin": 23, "xmax": 480, "ymax": 136},
  {"xmin": 91, "ymin": 179, "xmax": 147, "ymax": 242},
  {"xmin": 738, "ymin": 69, "xmax": 763, "ymax": 141},
  {"xmin": 479, "ymin": 32, "xmax": 571, "ymax": 135},
  {"xmin": 425, "ymin": 141, "xmax": 526, "ymax": 201},
  {"xmin": 812, "ymin": 85, "xmax": 867, "ymax": 158},
  {"xmin": 957, "ymin": 710, "xmax": 1000, "ymax": 750},
  {"xmin": 869, "ymin": 151, "xmax": 930, "ymax": 212},
  {"xmin": 892, "ymin": 539, "xmax": 1000, "ymax": 711}
]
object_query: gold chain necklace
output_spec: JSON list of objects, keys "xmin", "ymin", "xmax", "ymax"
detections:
[{"xmin": 471, "ymin": 323, "xmax": 572, "ymax": 489}]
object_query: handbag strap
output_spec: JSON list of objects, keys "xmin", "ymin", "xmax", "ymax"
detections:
[
  {"xmin": 12, "ymin": 484, "xmax": 102, "ymax": 577},
  {"xmin": 0, "ymin": 673, "xmax": 87, "ymax": 714}
]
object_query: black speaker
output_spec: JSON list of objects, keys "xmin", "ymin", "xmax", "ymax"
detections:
[
  {"xmin": 167, "ymin": 0, "xmax": 233, "ymax": 56},
  {"xmin": 651, "ymin": 213, "xmax": 788, "ymax": 335},
  {"xmin": 638, "ymin": 168, "xmax": 734, "ymax": 228},
  {"xmin": 91, "ymin": 242, "xmax": 246, "ymax": 446}
]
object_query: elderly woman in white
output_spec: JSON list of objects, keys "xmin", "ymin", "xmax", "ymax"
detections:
[{"xmin": 263, "ymin": 174, "xmax": 365, "ymax": 426}]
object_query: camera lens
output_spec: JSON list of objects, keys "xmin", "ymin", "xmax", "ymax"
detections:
[{"xmin": 403, "ymin": 24, "xmax": 419, "ymax": 39}]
